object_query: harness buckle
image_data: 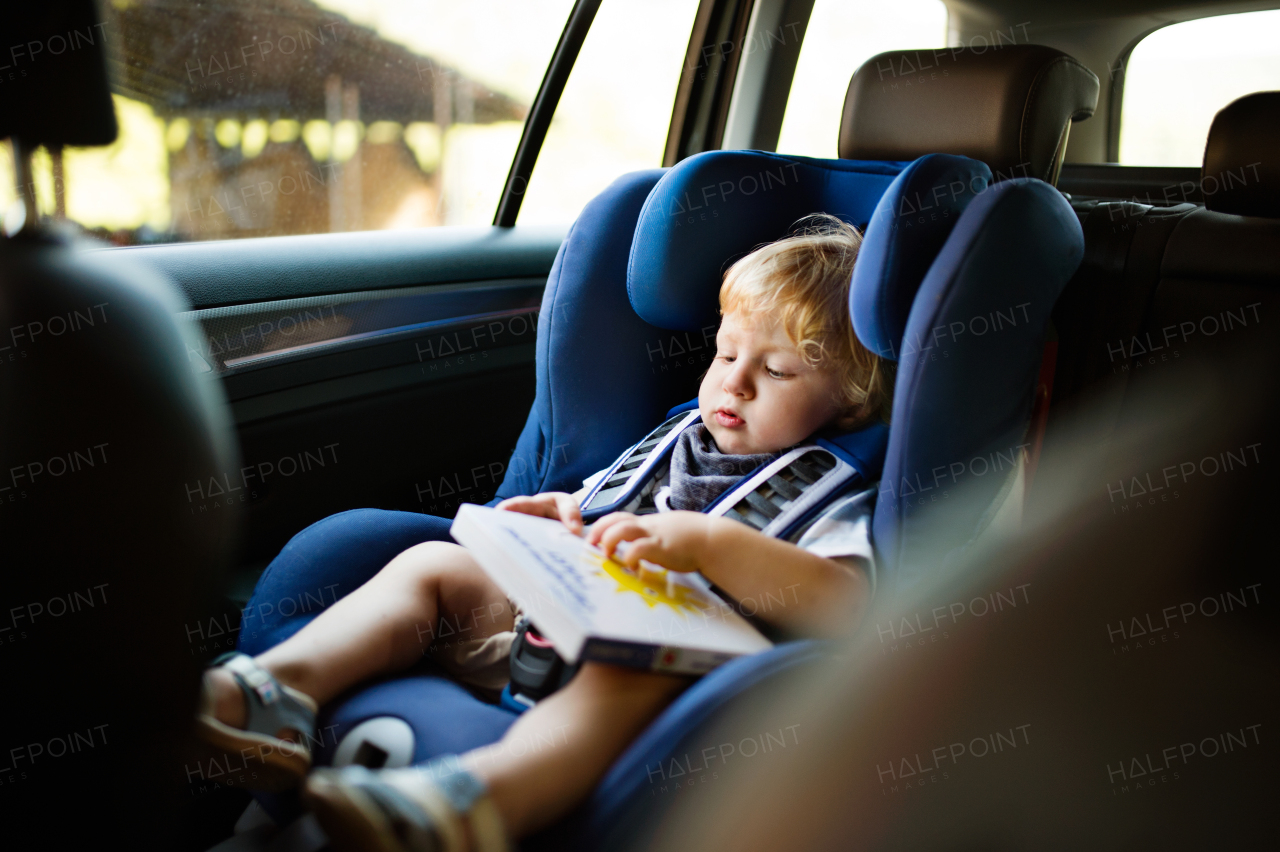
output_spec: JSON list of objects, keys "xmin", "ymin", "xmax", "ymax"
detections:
[{"xmin": 506, "ymin": 619, "xmax": 579, "ymax": 704}]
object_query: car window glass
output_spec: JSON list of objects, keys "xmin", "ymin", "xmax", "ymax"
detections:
[
  {"xmin": 775, "ymin": 0, "xmax": 947, "ymax": 159},
  {"xmin": 0, "ymin": 0, "xmax": 573, "ymax": 245},
  {"xmin": 516, "ymin": 0, "xmax": 701, "ymax": 226},
  {"xmin": 1118, "ymin": 10, "xmax": 1280, "ymax": 166}
]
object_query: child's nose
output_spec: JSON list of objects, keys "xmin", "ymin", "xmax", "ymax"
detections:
[{"xmin": 723, "ymin": 363, "xmax": 753, "ymax": 397}]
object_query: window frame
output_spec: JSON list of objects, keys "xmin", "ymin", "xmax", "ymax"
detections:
[
  {"xmin": 493, "ymin": 0, "xmax": 604, "ymax": 226},
  {"xmin": 1104, "ymin": 24, "xmax": 1168, "ymax": 164},
  {"xmin": 495, "ymin": 0, "xmax": 760, "ymax": 224}
]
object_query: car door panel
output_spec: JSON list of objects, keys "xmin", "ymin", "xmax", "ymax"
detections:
[
  {"xmin": 94, "ymin": 227, "xmax": 564, "ymax": 584},
  {"xmin": 93, "ymin": 225, "xmax": 567, "ymax": 308}
]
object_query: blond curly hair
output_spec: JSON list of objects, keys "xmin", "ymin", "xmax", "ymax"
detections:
[{"xmin": 719, "ymin": 214, "xmax": 893, "ymax": 428}]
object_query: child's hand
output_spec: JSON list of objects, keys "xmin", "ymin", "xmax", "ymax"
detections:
[
  {"xmin": 495, "ymin": 492, "xmax": 584, "ymax": 535},
  {"xmin": 587, "ymin": 511, "xmax": 712, "ymax": 574}
]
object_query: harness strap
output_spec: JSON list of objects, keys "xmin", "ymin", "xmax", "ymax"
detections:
[
  {"xmin": 581, "ymin": 411, "xmax": 875, "ymax": 538},
  {"xmin": 709, "ymin": 446, "xmax": 843, "ymax": 538},
  {"xmin": 580, "ymin": 410, "xmax": 698, "ymax": 516}
]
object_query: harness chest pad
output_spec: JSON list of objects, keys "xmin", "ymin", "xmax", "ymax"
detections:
[{"xmin": 579, "ymin": 409, "xmax": 888, "ymax": 543}]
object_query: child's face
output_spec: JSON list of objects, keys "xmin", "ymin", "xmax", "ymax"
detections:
[{"xmin": 699, "ymin": 310, "xmax": 846, "ymax": 455}]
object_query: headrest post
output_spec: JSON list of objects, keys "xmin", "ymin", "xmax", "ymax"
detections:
[
  {"xmin": 5, "ymin": 138, "xmax": 40, "ymax": 238},
  {"xmin": 1047, "ymin": 121, "xmax": 1071, "ymax": 187}
]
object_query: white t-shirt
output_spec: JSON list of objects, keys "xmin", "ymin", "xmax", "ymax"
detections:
[{"xmin": 574, "ymin": 465, "xmax": 879, "ymax": 590}]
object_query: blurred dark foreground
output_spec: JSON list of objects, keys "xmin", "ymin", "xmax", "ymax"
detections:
[{"xmin": 631, "ymin": 332, "xmax": 1279, "ymax": 851}]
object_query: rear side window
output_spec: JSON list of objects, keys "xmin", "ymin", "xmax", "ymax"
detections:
[
  {"xmin": 775, "ymin": 0, "xmax": 948, "ymax": 159},
  {"xmin": 517, "ymin": 0, "xmax": 701, "ymax": 225},
  {"xmin": 1118, "ymin": 10, "xmax": 1280, "ymax": 166},
  {"xmin": 0, "ymin": 1, "xmax": 574, "ymax": 245}
]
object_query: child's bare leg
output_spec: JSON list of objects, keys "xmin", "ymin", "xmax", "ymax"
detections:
[
  {"xmin": 207, "ymin": 541, "xmax": 514, "ymax": 729},
  {"xmin": 463, "ymin": 663, "xmax": 689, "ymax": 837}
]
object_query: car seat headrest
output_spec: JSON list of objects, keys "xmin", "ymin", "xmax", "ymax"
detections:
[
  {"xmin": 1202, "ymin": 91, "xmax": 1280, "ymax": 219},
  {"xmin": 628, "ymin": 151, "xmax": 903, "ymax": 332},
  {"xmin": 629, "ymin": 151, "xmax": 989, "ymax": 358},
  {"xmin": 851, "ymin": 154, "xmax": 992, "ymax": 360},
  {"xmin": 0, "ymin": 2, "xmax": 118, "ymax": 147},
  {"xmin": 839, "ymin": 44, "xmax": 1098, "ymax": 186}
]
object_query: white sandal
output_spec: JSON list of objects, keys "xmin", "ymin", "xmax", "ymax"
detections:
[
  {"xmin": 304, "ymin": 758, "xmax": 509, "ymax": 852},
  {"xmin": 194, "ymin": 652, "xmax": 319, "ymax": 791}
]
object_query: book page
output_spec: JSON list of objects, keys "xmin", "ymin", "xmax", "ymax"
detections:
[{"xmin": 452, "ymin": 505, "xmax": 772, "ymax": 667}]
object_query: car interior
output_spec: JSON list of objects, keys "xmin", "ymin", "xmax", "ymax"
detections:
[{"xmin": 1, "ymin": 0, "xmax": 1276, "ymax": 849}]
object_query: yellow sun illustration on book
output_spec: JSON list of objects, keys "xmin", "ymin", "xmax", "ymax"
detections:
[{"xmin": 585, "ymin": 552, "xmax": 708, "ymax": 614}]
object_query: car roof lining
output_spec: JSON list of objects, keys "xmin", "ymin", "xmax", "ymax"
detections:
[{"xmin": 944, "ymin": 0, "xmax": 1280, "ymax": 26}]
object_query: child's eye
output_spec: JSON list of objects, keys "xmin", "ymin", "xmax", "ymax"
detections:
[{"xmin": 766, "ymin": 367, "xmax": 788, "ymax": 379}]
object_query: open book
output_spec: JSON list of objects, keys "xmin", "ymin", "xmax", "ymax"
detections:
[{"xmin": 450, "ymin": 504, "xmax": 773, "ymax": 675}]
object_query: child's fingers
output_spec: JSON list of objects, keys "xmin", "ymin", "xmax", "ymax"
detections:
[
  {"xmin": 618, "ymin": 537, "xmax": 663, "ymax": 570},
  {"xmin": 597, "ymin": 519, "xmax": 649, "ymax": 557},
  {"xmin": 553, "ymin": 493, "xmax": 583, "ymax": 534},
  {"xmin": 586, "ymin": 512, "xmax": 634, "ymax": 545},
  {"xmin": 496, "ymin": 494, "xmax": 558, "ymax": 520}
]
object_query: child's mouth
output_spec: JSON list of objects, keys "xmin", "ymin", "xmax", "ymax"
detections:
[{"xmin": 714, "ymin": 409, "xmax": 745, "ymax": 428}]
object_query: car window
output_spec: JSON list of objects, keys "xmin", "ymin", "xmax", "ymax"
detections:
[
  {"xmin": 0, "ymin": 0, "xmax": 573, "ymax": 245},
  {"xmin": 516, "ymin": 0, "xmax": 701, "ymax": 225},
  {"xmin": 775, "ymin": 0, "xmax": 948, "ymax": 159},
  {"xmin": 1118, "ymin": 10, "xmax": 1280, "ymax": 166}
]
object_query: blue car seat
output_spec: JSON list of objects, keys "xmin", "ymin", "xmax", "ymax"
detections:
[
  {"xmin": 534, "ymin": 177, "xmax": 1083, "ymax": 852},
  {"xmin": 241, "ymin": 150, "xmax": 934, "ymax": 821},
  {"xmin": 237, "ymin": 45, "xmax": 1094, "ymax": 846}
]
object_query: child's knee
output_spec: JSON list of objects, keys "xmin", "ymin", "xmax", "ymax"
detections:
[{"xmin": 382, "ymin": 541, "xmax": 474, "ymax": 586}]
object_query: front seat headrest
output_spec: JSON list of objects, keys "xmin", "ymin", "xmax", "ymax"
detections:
[
  {"xmin": 1202, "ymin": 91, "xmax": 1280, "ymax": 219},
  {"xmin": 0, "ymin": 2, "xmax": 117, "ymax": 147},
  {"xmin": 839, "ymin": 44, "xmax": 1099, "ymax": 185}
]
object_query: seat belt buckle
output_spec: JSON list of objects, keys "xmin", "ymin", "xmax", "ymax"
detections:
[{"xmin": 507, "ymin": 619, "xmax": 578, "ymax": 704}]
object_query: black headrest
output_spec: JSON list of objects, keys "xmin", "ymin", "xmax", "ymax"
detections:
[
  {"xmin": 1202, "ymin": 91, "xmax": 1280, "ymax": 219},
  {"xmin": 0, "ymin": 2, "xmax": 117, "ymax": 147},
  {"xmin": 839, "ymin": 44, "xmax": 1099, "ymax": 185}
]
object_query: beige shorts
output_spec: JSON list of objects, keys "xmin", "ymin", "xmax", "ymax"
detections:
[{"xmin": 427, "ymin": 600, "xmax": 522, "ymax": 698}]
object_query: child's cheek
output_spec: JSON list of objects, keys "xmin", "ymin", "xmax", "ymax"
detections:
[{"xmin": 697, "ymin": 369, "xmax": 720, "ymax": 413}]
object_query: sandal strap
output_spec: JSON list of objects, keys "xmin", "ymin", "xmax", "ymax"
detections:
[
  {"xmin": 421, "ymin": 759, "xmax": 508, "ymax": 852},
  {"xmin": 326, "ymin": 761, "xmax": 509, "ymax": 852},
  {"xmin": 353, "ymin": 771, "xmax": 445, "ymax": 852},
  {"xmin": 330, "ymin": 765, "xmax": 453, "ymax": 852},
  {"xmin": 213, "ymin": 652, "xmax": 316, "ymax": 748}
]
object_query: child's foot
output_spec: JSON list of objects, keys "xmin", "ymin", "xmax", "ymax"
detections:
[
  {"xmin": 194, "ymin": 652, "xmax": 319, "ymax": 791},
  {"xmin": 304, "ymin": 760, "xmax": 508, "ymax": 852}
]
